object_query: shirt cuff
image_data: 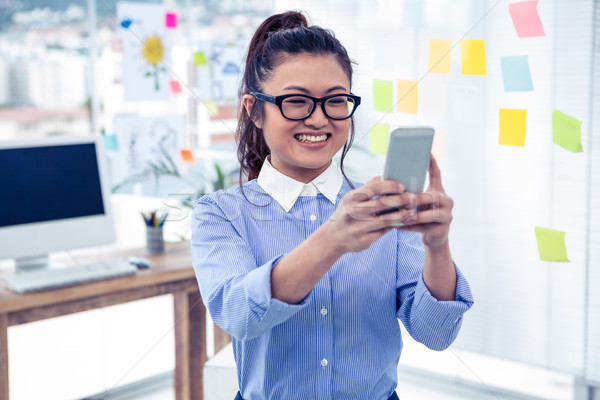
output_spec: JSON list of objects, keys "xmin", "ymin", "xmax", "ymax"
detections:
[
  {"xmin": 244, "ymin": 254, "xmax": 313, "ymax": 326},
  {"xmin": 412, "ymin": 264, "xmax": 474, "ymax": 329}
]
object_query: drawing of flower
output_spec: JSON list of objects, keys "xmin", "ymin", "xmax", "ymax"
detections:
[{"xmin": 142, "ymin": 35, "xmax": 166, "ymax": 91}]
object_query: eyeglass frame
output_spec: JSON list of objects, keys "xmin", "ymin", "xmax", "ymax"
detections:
[{"xmin": 250, "ymin": 91, "xmax": 362, "ymax": 121}]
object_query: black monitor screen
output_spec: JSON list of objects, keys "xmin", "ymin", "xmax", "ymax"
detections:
[{"xmin": 0, "ymin": 143, "xmax": 105, "ymax": 228}]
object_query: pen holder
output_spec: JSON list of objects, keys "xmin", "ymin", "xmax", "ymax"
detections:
[{"xmin": 146, "ymin": 226, "xmax": 165, "ymax": 254}]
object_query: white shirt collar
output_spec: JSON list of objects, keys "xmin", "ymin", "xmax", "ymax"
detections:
[{"xmin": 257, "ymin": 158, "xmax": 343, "ymax": 212}]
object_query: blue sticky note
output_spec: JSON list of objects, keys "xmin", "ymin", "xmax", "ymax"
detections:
[
  {"xmin": 120, "ymin": 18, "xmax": 133, "ymax": 29},
  {"xmin": 500, "ymin": 55, "xmax": 533, "ymax": 92},
  {"xmin": 404, "ymin": 0, "xmax": 427, "ymax": 29},
  {"xmin": 103, "ymin": 134, "xmax": 118, "ymax": 151}
]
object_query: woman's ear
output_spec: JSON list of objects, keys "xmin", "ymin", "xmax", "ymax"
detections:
[{"xmin": 242, "ymin": 94, "xmax": 262, "ymax": 129}]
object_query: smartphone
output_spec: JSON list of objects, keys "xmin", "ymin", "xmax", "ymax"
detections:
[
  {"xmin": 376, "ymin": 127, "xmax": 434, "ymax": 223},
  {"xmin": 383, "ymin": 126, "xmax": 434, "ymax": 193}
]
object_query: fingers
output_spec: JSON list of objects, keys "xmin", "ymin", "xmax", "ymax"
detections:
[
  {"xmin": 413, "ymin": 191, "xmax": 454, "ymax": 210},
  {"xmin": 358, "ymin": 178, "xmax": 405, "ymax": 198},
  {"xmin": 350, "ymin": 191, "xmax": 417, "ymax": 217},
  {"xmin": 401, "ymin": 206, "xmax": 452, "ymax": 225},
  {"xmin": 427, "ymin": 154, "xmax": 445, "ymax": 193}
]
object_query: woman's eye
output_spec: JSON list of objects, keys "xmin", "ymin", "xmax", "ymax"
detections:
[
  {"xmin": 327, "ymin": 98, "xmax": 346, "ymax": 106},
  {"xmin": 286, "ymin": 98, "xmax": 310, "ymax": 106}
]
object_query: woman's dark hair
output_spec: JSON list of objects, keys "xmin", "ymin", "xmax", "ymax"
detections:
[{"xmin": 236, "ymin": 10, "xmax": 356, "ymax": 184}]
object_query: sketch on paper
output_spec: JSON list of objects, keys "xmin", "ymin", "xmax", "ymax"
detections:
[
  {"xmin": 117, "ymin": 2, "xmax": 172, "ymax": 101},
  {"xmin": 195, "ymin": 39, "xmax": 247, "ymax": 104},
  {"xmin": 111, "ymin": 115, "xmax": 186, "ymax": 189}
]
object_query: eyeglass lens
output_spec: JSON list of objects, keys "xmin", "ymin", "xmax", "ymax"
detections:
[{"xmin": 281, "ymin": 95, "xmax": 357, "ymax": 120}]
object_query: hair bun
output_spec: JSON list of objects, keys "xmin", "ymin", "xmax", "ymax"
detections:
[{"xmin": 253, "ymin": 11, "xmax": 309, "ymax": 44}]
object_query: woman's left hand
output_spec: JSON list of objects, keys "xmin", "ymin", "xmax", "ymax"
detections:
[{"xmin": 397, "ymin": 155, "xmax": 453, "ymax": 249}]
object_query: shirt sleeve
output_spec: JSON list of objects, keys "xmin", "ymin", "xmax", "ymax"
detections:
[
  {"xmin": 190, "ymin": 195, "xmax": 313, "ymax": 341},
  {"xmin": 395, "ymin": 232, "xmax": 474, "ymax": 350}
]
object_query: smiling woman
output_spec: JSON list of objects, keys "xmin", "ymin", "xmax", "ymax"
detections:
[{"xmin": 190, "ymin": 9, "xmax": 473, "ymax": 400}]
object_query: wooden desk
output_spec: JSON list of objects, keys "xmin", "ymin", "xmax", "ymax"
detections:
[{"xmin": 0, "ymin": 242, "xmax": 207, "ymax": 400}]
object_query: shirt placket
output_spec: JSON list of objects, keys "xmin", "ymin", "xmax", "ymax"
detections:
[{"xmin": 300, "ymin": 195, "xmax": 334, "ymax": 400}]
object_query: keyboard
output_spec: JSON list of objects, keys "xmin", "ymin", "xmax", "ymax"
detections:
[{"xmin": 3, "ymin": 258, "xmax": 137, "ymax": 294}]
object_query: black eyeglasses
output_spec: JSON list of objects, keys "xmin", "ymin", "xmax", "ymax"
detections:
[{"xmin": 250, "ymin": 91, "xmax": 361, "ymax": 121}]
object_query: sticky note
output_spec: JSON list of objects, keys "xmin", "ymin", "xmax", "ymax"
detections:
[
  {"xmin": 460, "ymin": 39, "xmax": 486, "ymax": 75},
  {"xmin": 421, "ymin": 81, "xmax": 447, "ymax": 117},
  {"xmin": 552, "ymin": 109, "xmax": 583, "ymax": 153},
  {"xmin": 194, "ymin": 52, "xmax": 208, "ymax": 66},
  {"xmin": 500, "ymin": 55, "xmax": 533, "ymax": 92},
  {"xmin": 428, "ymin": 39, "xmax": 452, "ymax": 74},
  {"xmin": 180, "ymin": 148, "xmax": 195, "ymax": 163},
  {"xmin": 535, "ymin": 227, "xmax": 570, "ymax": 262},
  {"xmin": 120, "ymin": 18, "xmax": 133, "ymax": 29},
  {"xmin": 451, "ymin": 85, "xmax": 481, "ymax": 123},
  {"xmin": 397, "ymin": 80, "xmax": 418, "ymax": 114},
  {"xmin": 170, "ymin": 80, "xmax": 182, "ymax": 94},
  {"xmin": 103, "ymin": 134, "xmax": 118, "ymax": 151},
  {"xmin": 204, "ymin": 100, "xmax": 219, "ymax": 117},
  {"xmin": 404, "ymin": 0, "xmax": 427, "ymax": 29},
  {"xmin": 373, "ymin": 80, "xmax": 393, "ymax": 112},
  {"xmin": 166, "ymin": 12, "xmax": 177, "ymax": 28},
  {"xmin": 370, "ymin": 123, "xmax": 390, "ymax": 155},
  {"xmin": 509, "ymin": 1, "xmax": 546, "ymax": 38},
  {"xmin": 499, "ymin": 108, "xmax": 527, "ymax": 146}
]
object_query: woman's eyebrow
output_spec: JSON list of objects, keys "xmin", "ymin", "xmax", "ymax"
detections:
[{"xmin": 281, "ymin": 85, "xmax": 349, "ymax": 94}]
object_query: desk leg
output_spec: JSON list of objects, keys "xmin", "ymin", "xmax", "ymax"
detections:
[
  {"xmin": 174, "ymin": 290, "xmax": 206, "ymax": 400},
  {"xmin": 1, "ymin": 313, "xmax": 9, "ymax": 400}
]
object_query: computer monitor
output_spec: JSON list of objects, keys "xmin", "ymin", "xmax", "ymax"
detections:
[{"xmin": 0, "ymin": 135, "xmax": 115, "ymax": 271}]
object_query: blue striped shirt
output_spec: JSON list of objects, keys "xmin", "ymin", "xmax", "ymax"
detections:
[{"xmin": 191, "ymin": 163, "xmax": 473, "ymax": 400}]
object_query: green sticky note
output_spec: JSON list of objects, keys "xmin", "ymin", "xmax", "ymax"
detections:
[
  {"xmin": 534, "ymin": 226, "xmax": 570, "ymax": 262},
  {"xmin": 552, "ymin": 109, "xmax": 583, "ymax": 153},
  {"xmin": 369, "ymin": 123, "xmax": 390, "ymax": 155},
  {"xmin": 373, "ymin": 80, "xmax": 393, "ymax": 112},
  {"xmin": 194, "ymin": 51, "xmax": 208, "ymax": 66}
]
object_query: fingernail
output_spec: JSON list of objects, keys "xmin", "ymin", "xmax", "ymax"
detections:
[{"xmin": 398, "ymin": 183, "xmax": 405, "ymax": 192}]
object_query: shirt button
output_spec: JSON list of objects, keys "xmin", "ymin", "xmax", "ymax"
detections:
[
  {"xmin": 309, "ymin": 214, "xmax": 317, "ymax": 222},
  {"xmin": 320, "ymin": 307, "xmax": 328, "ymax": 316},
  {"xmin": 321, "ymin": 358, "xmax": 328, "ymax": 367}
]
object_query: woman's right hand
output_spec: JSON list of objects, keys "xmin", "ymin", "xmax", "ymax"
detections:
[{"xmin": 322, "ymin": 177, "xmax": 417, "ymax": 254}]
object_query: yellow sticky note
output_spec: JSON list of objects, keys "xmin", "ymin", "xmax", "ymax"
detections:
[
  {"xmin": 534, "ymin": 227, "xmax": 570, "ymax": 262},
  {"xmin": 499, "ymin": 108, "xmax": 527, "ymax": 146},
  {"xmin": 397, "ymin": 80, "xmax": 418, "ymax": 114},
  {"xmin": 428, "ymin": 39, "xmax": 452, "ymax": 74},
  {"xmin": 204, "ymin": 100, "xmax": 219, "ymax": 117},
  {"xmin": 553, "ymin": 109, "xmax": 583, "ymax": 153},
  {"xmin": 369, "ymin": 123, "xmax": 390, "ymax": 155},
  {"xmin": 373, "ymin": 80, "xmax": 393, "ymax": 112},
  {"xmin": 460, "ymin": 39, "xmax": 486, "ymax": 75}
]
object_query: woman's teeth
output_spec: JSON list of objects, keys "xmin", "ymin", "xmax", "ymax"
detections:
[{"xmin": 295, "ymin": 134, "xmax": 329, "ymax": 143}]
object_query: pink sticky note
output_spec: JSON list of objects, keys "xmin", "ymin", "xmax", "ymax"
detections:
[
  {"xmin": 166, "ymin": 12, "xmax": 177, "ymax": 28},
  {"xmin": 170, "ymin": 80, "xmax": 182, "ymax": 94},
  {"xmin": 508, "ymin": 1, "xmax": 545, "ymax": 38}
]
